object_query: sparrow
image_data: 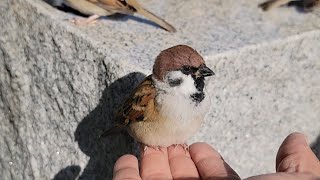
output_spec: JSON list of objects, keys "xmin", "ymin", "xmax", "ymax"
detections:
[
  {"xmin": 100, "ymin": 45, "xmax": 214, "ymax": 149},
  {"xmin": 44, "ymin": 0, "xmax": 176, "ymax": 32},
  {"xmin": 259, "ymin": 0, "xmax": 320, "ymax": 11}
]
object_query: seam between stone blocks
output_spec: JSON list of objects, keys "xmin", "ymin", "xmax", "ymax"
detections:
[{"xmin": 205, "ymin": 29, "xmax": 320, "ymax": 61}]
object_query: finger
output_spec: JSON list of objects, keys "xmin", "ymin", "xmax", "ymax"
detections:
[
  {"xmin": 167, "ymin": 145, "xmax": 200, "ymax": 179},
  {"xmin": 276, "ymin": 132, "xmax": 320, "ymax": 176},
  {"xmin": 140, "ymin": 146, "xmax": 172, "ymax": 179},
  {"xmin": 113, "ymin": 154, "xmax": 141, "ymax": 180},
  {"xmin": 189, "ymin": 142, "xmax": 240, "ymax": 180}
]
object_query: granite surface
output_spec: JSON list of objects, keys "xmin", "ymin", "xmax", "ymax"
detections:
[{"xmin": 0, "ymin": 0, "xmax": 319, "ymax": 179}]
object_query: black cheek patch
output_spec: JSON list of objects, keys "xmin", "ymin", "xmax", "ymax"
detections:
[{"xmin": 168, "ymin": 78, "xmax": 182, "ymax": 87}]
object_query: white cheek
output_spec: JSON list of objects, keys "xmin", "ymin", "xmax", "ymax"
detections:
[
  {"xmin": 164, "ymin": 71, "xmax": 198, "ymax": 96},
  {"xmin": 176, "ymin": 75, "xmax": 198, "ymax": 96}
]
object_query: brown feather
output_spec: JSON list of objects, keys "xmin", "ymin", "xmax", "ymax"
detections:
[
  {"xmin": 94, "ymin": 0, "xmax": 135, "ymax": 14},
  {"xmin": 65, "ymin": 0, "xmax": 112, "ymax": 16},
  {"xmin": 116, "ymin": 75, "xmax": 156, "ymax": 124},
  {"xmin": 100, "ymin": 75, "xmax": 155, "ymax": 138}
]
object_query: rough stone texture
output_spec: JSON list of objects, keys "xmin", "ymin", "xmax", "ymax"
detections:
[
  {"xmin": 191, "ymin": 32, "xmax": 320, "ymax": 176},
  {"xmin": 0, "ymin": 0, "xmax": 319, "ymax": 179}
]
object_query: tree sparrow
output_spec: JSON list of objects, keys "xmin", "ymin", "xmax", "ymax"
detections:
[
  {"xmin": 100, "ymin": 45, "xmax": 214, "ymax": 149},
  {"xmin": 44, "ymin": 0, "xmax": 176, "ymax": 32},
  {"xmin": 259, "ymin": 0, "xmax": 320, "ymax": 11}
]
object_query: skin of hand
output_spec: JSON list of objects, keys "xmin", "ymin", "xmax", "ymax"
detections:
[{"xmin": 113, "ymin": 132, "xmax": 320, "ymax": 180}]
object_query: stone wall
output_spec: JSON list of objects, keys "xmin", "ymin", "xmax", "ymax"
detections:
[{"xmin": 1, "ymin": 0, "xmax": 319, "ymax": 179}]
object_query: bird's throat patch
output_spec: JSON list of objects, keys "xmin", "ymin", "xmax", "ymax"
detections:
[{"xmin": 191, "ymin": 76, "xmax": 205, "ymax": 103}]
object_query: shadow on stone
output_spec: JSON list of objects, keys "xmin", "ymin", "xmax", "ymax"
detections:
[
  {"xmin": 74, "ymin": 72, "xmax": 146, "ymax": 180},
  {"xmin": 53, "ymin": 165, "xmax": 81, "ymax": 180},
  {"xmin": 311, "ymin": 134, "xmax": 320, "ymax": 160}
]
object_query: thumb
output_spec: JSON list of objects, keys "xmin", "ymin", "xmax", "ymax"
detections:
[{"xmin": 276, "ymin": 132, "xmax": 320, "ymax": 176}]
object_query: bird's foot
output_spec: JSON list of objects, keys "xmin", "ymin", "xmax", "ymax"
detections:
[
  {"xmin": 143, "ymin": 145, "xmax": 164, "ymax": 155},
  {"xmin": 69, "ymin": 15, "xmax": 100, "ymax": 25},
  {"xmin": 182, "ymin": 143, "xmax": 189, "ymax": 151},
  {"xmin": 173, "ymin": 143, "xmax": 189, "ymax": 154}
]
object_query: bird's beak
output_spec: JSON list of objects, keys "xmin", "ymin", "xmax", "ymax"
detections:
[{"xmin": 197, "ymin": 65, "xmax": 215, "ymax": 77}]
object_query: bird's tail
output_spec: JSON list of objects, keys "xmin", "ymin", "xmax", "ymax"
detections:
[
  {"xmin": 259, "ymin": 0, "xmax": 291, "ymax": 11},
  {"xmin": 99, "ymin": 124, "xmax": 126, "ymax": 139},
  {"xmin": 137, "ymin": 8, "xmax": 176, "ymax": 32},
  {"xmin": 126, "ymin": 0, "xmax": 176, "ymax": 32}
]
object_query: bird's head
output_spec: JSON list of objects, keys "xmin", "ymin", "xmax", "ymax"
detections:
[{"xmin": 153, "ymin": 45, "xmax": 214, "ymax": 103}]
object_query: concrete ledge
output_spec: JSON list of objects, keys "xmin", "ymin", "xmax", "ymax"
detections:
[{"xmin": 1, "ymin": 0, "xmax": 319, "ymax": 179}]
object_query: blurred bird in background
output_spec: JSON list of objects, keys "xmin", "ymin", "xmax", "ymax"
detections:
[
  {"xmin": 259, "ymin": 0, "xmax": 320, "ymax": 12},
  {"xmin": 44, "ymin": 0, "xmax": 176, "ymax": 32}
]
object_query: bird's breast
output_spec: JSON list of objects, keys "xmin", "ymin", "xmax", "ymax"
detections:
[{"xmin": 128, "ymin": 91, "xmax": 210, "ymax": 147}]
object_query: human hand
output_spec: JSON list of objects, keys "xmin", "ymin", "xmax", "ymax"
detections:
[
  {"xmin": 113, "ymin": 132, "xmax": 320, "ymax": 180},
  {"xmin": 246, "ymin": 132, "xmax": 320, "ymax": 180}
]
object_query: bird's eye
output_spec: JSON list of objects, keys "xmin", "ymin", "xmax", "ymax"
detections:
[
  {"xmin": 181, "ymin": 66, "xmax": 198, "ymax": 75},
  {"xmin": 168, "ymin": 78, "xmax": 182, "ymax": 87},
  {"xmin": 181, "ymin": 66, "xmax": 192, "ymax": 75}
]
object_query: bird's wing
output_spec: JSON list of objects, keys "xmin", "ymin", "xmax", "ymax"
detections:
[
  {"xmin": 116, "ymin": 75, "xmax": 156, "ymax": 125},
  {"xmin": 126, "ymin": 0, "xmax": 176, "ymax": 32},
  {"xmin": 99, "ymin": 75, "xmax": 156, "ymax": 138},
  {"xmin": 91, "ymin": 0, "xmax": 136, "ymax": 14},
  {"xmin": 135, "ymin": 7, "xmax": 176, "ymax": 32},
  {"xmin": 64, "ymin": 0, "xmax": 113, "ymax": 16},
  {"xmin": 93, "ymin": 0, "xmax": 176, "ymax": 32}
]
